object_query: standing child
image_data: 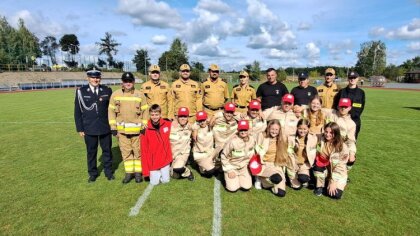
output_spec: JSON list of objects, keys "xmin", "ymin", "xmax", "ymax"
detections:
[
  {"xmin": 313, "ymin": 122, "xmax": 349, "ymax": 199},
  {"xmin": 287, "ymin": 119, "xmax": 318, "ymax": 189},
  {"xmin": 192, "ymin": 111, "xmax": 218, "ymax": 177},
  {"xmin": 170, "ymin": 107, "xmax": 194, "ymax": 181},
  {"xmin": 141, "ymin": 104, "xmax": 172, "ymax": 185},
  {"xmin": 254, "ymin": 120, "xmax": 291, "ymax": 197},
  {"xmin": 221, "ymin": 120, "xmax": 256, "ymax": 192}
]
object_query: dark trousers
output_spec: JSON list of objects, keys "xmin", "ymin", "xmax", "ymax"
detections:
[
  {"xmin": 84, "ymin": 133, "xmax": 113, "ymax": 177},
  {"xmin": 354, "ymin": 119, "xmax": 361, "ymax": 140}
]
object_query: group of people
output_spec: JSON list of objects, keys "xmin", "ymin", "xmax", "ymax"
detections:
[{"xmin": 74, "ymin": 64, "xmax": 365, "ymax": 200}]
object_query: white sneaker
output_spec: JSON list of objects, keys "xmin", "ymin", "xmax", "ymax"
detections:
[{"xmin": 254, "ymin": 178, "xmax": 262, "ymax": 190}]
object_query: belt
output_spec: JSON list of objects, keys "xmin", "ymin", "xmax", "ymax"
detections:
[
  {"xmin": 204, "ymin": 104, "xmax": 223, "ymax": 111},
  {"xmin": 236, "ymin": 105, "xmax": 247, "ymax": 109}
]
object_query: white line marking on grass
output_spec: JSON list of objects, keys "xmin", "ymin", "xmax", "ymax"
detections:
[
  {"xmin": 212, "ymin": 178, "xmax": 222, "ymax": 236},
  {"xmin": 363, "ymin": 120, "xmax": 420, "ymax": 122},
  {"xmin": 129, "ymin": 184, "xmax": 154, "ymax": 217}
]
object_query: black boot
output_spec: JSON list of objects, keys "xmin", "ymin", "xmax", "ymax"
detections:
[
  {"xmin": 122, "ymin": 173, "xmax": 134, "ymax": 184},
  {"xmin": 134, "ymin": 173, "xmax": 143, "ymax": 183},
  {"xmin": 187, "ymin": 172, "xmax": 195, "ymax": 181}
]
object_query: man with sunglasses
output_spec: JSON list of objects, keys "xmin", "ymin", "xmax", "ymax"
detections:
[
  {"xmin": 74, "ymin": 67, "xmax": 114, "ymax": 183},
  {"xmin": 108, "ymin": 72, "xmax": 149, "ymax": 184},
  {"xmin": 201, "ymin": 64, "xmax": 230, "ymax": 117},
  {"xmin": 317, "ymin": 68, "xmax": 340, "ymax": 109},
  {"xmin": 170, "ymin": 64, "xmax": 202, "ymax": 122},
  {"xmin": 141, "ymin": 65, "xmax": 173, "ymax": 119}
]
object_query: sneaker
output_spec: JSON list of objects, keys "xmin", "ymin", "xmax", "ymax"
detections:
[
  {"xmin": 314, "ymin": 187, "xmax": 323, "ymax": 196},
  {"xmin": 302, "ymin": 182, "xmax": 309, "ymax": 188},
  {"xmin": 88, "ymin": 176, "xmax": 97, "ymax": 183},
  {"xmin": 254, "ymin": 178, "xmax": 262, "ymax": 190}
]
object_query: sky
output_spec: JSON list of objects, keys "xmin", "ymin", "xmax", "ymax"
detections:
[{"xmin": 0, "ymin": 0, "xmax": 419, "ymax": 71}]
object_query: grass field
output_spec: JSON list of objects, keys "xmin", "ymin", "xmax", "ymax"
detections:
[{"xmin": 0, "ymin": 84, "xmax": 419, "ymax": 235}]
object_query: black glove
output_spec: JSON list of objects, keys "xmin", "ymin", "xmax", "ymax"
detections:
[{"xmin": 111, "ymin": 130, "xmax": 118, "ymax": 136}]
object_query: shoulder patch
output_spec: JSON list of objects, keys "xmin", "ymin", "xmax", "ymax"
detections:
[
  {"xmin": 205, "ymin": 85, "xmax": 210, "ymax": 89},
  {"xmin": 235, "ymin": 88, "xmax": 241, "ymax": 91},
  {"xmin": 160, "ymin": 85, "xmax": 166, "ymax": 89},
  {"xmin": 176, "ymin": 84, "xmax": 181, "ymax": 88},
  {"xmin": 191, "ymin": 85, "xmax": 196, "ymax": 88},
  {"xmin": 318, "ymin": 89, "xmax": 323, "ymax": 92},
  {"xmin": 333, "ymin": 89, "xmax": 339, "ymax": 92},
  {"xmin": 145, "ymin": 86, "xmax": 151, "ymax": 90}
]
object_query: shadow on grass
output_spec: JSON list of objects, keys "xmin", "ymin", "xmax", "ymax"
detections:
[
  {"xmin": 403, "ymin": 107, "xmax": 420, "ymax": 111},
  {"xmin": 98, "ymin": 146, "xmax": 122, "ymax": 175}
]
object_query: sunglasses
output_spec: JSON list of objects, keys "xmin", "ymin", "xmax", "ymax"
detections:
[
  {"xmin": 325, "ymin": 73, "xmax": 333, "ymax": 76},
  {"xmin": 151, "ymin": 71, "xmax": 160, "ymax": 74},
  {"xmin": 211, "ymin": 70, "xmax": 219, "ymax": 73},
  {"xmin": 181, "ymin": 70, "xmax": 190, "ymax": 73},
  {"xmin": 348, "ymin": 77, "xmax": 357, "ymax": 80},
  {"xmin": 122, "ymin": 80, "xmax": 133, "ymax": 83},
  {"xmin": 239, "ymin": 76, "xmax": 247, "ymax": 78}
]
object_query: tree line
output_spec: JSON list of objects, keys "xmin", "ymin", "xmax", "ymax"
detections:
[{"xmin": 0, "ymin": 15, "xmax": 418, "ymax": 81}]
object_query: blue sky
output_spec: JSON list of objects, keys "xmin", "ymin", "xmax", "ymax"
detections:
[{"xmin": 1, "ymin": 0, "xmax": 419, "ymax": 71}]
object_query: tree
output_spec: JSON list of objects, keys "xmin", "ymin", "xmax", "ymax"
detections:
[
  {"xmin": 250, "ymin": 60, "xmax": 261, "ymax": 81},
  {"xmin": 158, "ymin": 38, "xmax": 188, "ymax": 71},
  {"xmin": 400, "ymin": 56, "xmax": 420, "ymax": 71},
  {"xmin": 277, "ymin": 69, "xmax": 288, "ymax": 82},
  {"xmin": 59, "ymin": 34, "xmax": 80, "ymax": 67},
  {"xmin": 8, "ymin": 18, "xmax": 41, "ymax": 65},
  {"xmin": 40, "ymin": 36, "xmax": 59, "ymax": 65},
  {"xmin": 191, "ymin": 61, "xmax": 205, "ymax": 72},
  {"xmin": 132, "ymin": 49, "xmax": 151, "ymax": 75},
  {"xmin": 383, "ymin": 64, "xmax": 405, "ymax": 81},
  {"xmin": 96, "ymin": 32, "xmax": 121, "ymax": 68},
  {"xmin": 309, "ymin": 70, "xmax": 320, "ymax": 78},
  {"xmin": 355, "ymin": 40, "xmax": 386, "ymax": 77}
]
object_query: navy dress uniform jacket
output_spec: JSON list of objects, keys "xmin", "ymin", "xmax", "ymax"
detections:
[{"xmin": 74, "ymin": 85, "xmax": 113, "ymax": 135}]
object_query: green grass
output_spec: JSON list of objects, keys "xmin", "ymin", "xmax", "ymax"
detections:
[{"xmin": 0, "ymin": 86, "xmax": 419, "ymax": 235}]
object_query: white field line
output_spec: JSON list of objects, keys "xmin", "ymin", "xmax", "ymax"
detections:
[
  {"xmin": 212, "ymin": 178, "xmax": 222, "ymax": 236},
  {"xmin": 128, "ymin": 184, "xmax": 154, "ymax": 217}
]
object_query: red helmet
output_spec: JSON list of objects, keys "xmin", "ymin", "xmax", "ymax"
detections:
[
  {"xmin": 237, "ymin": 120, "xmax": 250, "ymax": 131},
  {"xmin": 248, "ymin": 100, "xmax": 261, "ymax": 110},
  {"xmin": 224, "ymin": 102, "xmax": 236, "ymax": 112},
  {"xmin": 178, "ymin": 107, "xmax": 189, "ymax": 117},
  {"xmin": 282, "ymin": 94, "xmax": 294, "ymax": 104},
  {"xmin": 196, "ymin": 111, "xmax": 208, "ymax": 121}
]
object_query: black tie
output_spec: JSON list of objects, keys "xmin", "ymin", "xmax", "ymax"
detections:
[{"xmin": 94, "ymin": 87, "xmax": 98, "ymax": 96}]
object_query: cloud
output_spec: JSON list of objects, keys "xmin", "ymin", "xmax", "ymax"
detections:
[
  {"xmin": 370, "ymin": 18, "xmax": 420, "ymax": 40},
  {"xmin": 407, "ymin": 41, "xmax": 420, "ymax": 52},
  {"xmin": 10, "ymin": 10, "xmax": 79, "ymax": 38},
  {"xmin": 118, "ymin": 0, "xmax": 182, "ymax": 29},
  {"xmin": 306, "ymin": 42, "xmax": 320, "ymax": 59},
  {"xmin": 327, "ymin": 39, "xmax": 353, "ymax": 55},
  {"xmin": 247, "ymin": 26, "xmax": 296, "ymax": 50},
  {"xmin": 297, "ymin": 22, "xmax": 311, "ymax": 31},
  {"xmin": 196, "ymin": 0, "xmax": 231, "ymax": 13},
  {"xmin": 191, "ymin": 35, "xmax": 228, "ymax": 57},
  {"xmin": 151, "ymin": 35, "xmax": 167, "ymax": 45},
  {"xmin": 266, "ymin": 49, "xmax": 298, "ymax": 59},
  {"xmin": 246, "ymin": 0, "xmax": 277, "ymax": 22}
]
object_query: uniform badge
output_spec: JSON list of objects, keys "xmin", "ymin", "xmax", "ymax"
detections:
[
  {"xmin": 145, "ymin": 86, "xmax": 151, "ymax": 90},
  {"xmin": 276, "ymin": 90, "xmax": 279, "ymax": 94},
  {"xmin": 160, "ymin": 86, "xmax": 166, "ymax": 89},
  {"xmin": 333, "ymin": 89, "xmax": 338, "ymax": 92},
  {"xmin": 191, "ymin": 85, "xmax": 196, "ymax": 88},
  {"xmin": 176, "ymin": 85, "xmax": 181, "ymax": 88},
  {"xmin": 163, "ymin": 127, "xmax": 169, "ymax": 133},
  {"xmin": 308, "ymin": 92, "xmax": 311, "ymax": 96},
  {"xmin": 236, "ymin": 88, "xmax": 241, "ymax": 91},
  {"xmin": 99, "ymin": 98, "xmax": 103, "ymax": 101},
  {"xmin": 318, "ymin": 89, "xmax": 323, "ymax": 92},
  {"xmin": 205, "ymin": 85, "xmax": 210, "ymax": 89}
]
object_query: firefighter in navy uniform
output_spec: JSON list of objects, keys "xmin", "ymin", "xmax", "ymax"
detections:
[{"xmin": 74, "ymin": 68, "xmax": 114, "ymax": 183}]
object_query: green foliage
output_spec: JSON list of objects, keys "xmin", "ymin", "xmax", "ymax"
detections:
[
  {"xmin": 158, "ymin": 38, "xmax": 188, "ymax": 71},
  {"xmin": 309, "ymin": 70, "xmax": 320, "ymax": 78},
  {"xmin": 40, "ymin": 36, "xmax": 59, "ymax": 65},
  {"xmin": 190, "ymin": 68, "xmax": 202, "ymax": 81},
  {"xmin": 249, "ymin": 60, "xmax": 261, "ymax": 81},
  {"xmin": 400, "ymin": 56, "xmax": 420, "ymax": 71},
  {"xmin": 132, "ymin": 49, "xmax": 151, "ymax": 75},
  {"xmin": 96, "ymin": 32, "xmax": 121, "ymax": 68},
  {"xmin": 355, "ymin": 40, "xmax": 386, "ymax": 77},
  {"xmin": 277, "ymin": 69, "xmax": 288, "ymax": 81},
  {"xmin": 59, "ymin": 34, "xmax": 80, "ymax": 67},
  {"xmin": 191, "ymin": 61, "xmax": 205, "ymax": 72},
  {"xmin": 383, "ymin": 64, "xmax": 406, "ymax": 81}
]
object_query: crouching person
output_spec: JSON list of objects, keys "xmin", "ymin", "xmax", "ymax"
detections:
[
  {"xmin": 287, "ymin": 119, "xmax": 318, "ymax": 189},
  {"xmin": 192, "ymin": 111, "xmax": 218, "ymax": 177},
  {"xmin": 313, "ymin": 122, "xmax": 349, "ymax": 199},
  {"xmin": 221, "ymin": 120, "xmax": 256, "ymax": 192},
  {"xmin": 141, "ymin": 104, "xmax": 172, "ymax": 185},
  {"xmin": 254, "ymin": 120, "xmax": 290, "ymax": 197},
  {"xmin": 170, "ymin": 107, "xmax": 194, "ymax": 181}
]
